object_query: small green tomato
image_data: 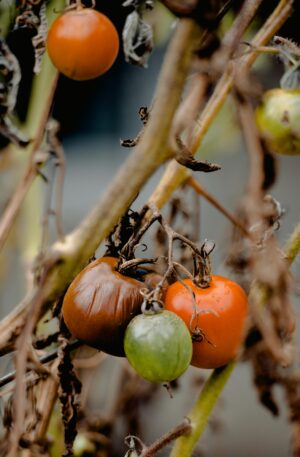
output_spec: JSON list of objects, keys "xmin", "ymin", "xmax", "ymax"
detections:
[
  {"xmin": 255, "ymin": 88, "xmax": 300, "ymax": 156},
  {"xmin": 124, "ymin": 310, "xmax": 192, "ymax": 383}
]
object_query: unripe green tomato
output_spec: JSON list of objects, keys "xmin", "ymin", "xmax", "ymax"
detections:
[
  {"xmin": 124, "ymin": 310, "xmax": 192, "ymax": 383},
  {"xmin": 255, "ymin": 89, "xmax": 300, "ymax": 156}
]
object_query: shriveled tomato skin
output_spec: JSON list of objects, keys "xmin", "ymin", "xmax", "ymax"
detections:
[
  {"xmin": 165, "ymin": 276, "xmax": 248, "ymax": 369},
  {"xmin": 47, "ymin": 9, "xmax": 119, "ymax": 80},
  {"xmin": 62, "ymin": 257, "xmax": 144, "ymax": 356},
  {"xmin": 124, "ymin": 310, "xmax": 192, "ymax": 383}
]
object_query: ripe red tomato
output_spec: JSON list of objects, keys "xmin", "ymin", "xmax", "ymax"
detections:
[
  {"xmin": 62, "ymin": 257, "xmax": 144, "ymax": 356},
  {"xmin": 164, "ymin": 276, "xmax": 248, "ymax": 369},
  {"xmin": 47, "ymin": 8, "xmax": 119, "ymax": 80}
]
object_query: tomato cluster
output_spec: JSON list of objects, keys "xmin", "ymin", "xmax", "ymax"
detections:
[
  {"xmin": 62, "ymin": 256, "xmax": 248, "ymax": 382},
  {"xmin": 47, "ymin": 8, "xmax": 119, "ymax": 80}
]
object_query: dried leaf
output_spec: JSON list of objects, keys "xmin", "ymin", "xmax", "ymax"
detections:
[
  {"xmin": 122, "ymin": 10, "xmax": 153, "ymax": 67},
  {"xmin": 175, "ymin": 137, "xmax": 221, "ymax": 172},
  {"xmin": 0, "ymin": 39, "xmax": 29, "ymax": 147}
]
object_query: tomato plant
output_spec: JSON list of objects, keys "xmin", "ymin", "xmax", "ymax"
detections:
[
  {"xmin": 255, "ymin": 88, "xmax": 300, "ymax": 156},
  {"xmin": 47, "ymin": 7, "xmax": 119, "ymax": 80},
  {"xmin": 124, "ymin": 310, "xmax": 193, "ymax": 383},
  {"xmin": 1, "ymin": 0, "xmax": 300, "ymax": 455},
  {"xmin": 62, "ymin": 257, "xmax": 144, "ymax": 356},
  {"xmin": 164, "ymin": 276, "xmax": 248, "ymax": 369}
]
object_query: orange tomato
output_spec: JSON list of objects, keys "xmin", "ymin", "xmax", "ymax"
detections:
[
  {"xmin": 164, "ymin": 276, "xmax": 248, "ymax": 369},
  {"xmin": 47, "ymin": 8, "xmax": 119, "ymax": 80}
]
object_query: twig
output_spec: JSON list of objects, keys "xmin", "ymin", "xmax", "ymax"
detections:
[
  {"xmin": 172, "ymin": 73, "xmax": 208, "ymax": 144},
  {"xmin": 221, "ymin": 0, "xmax": 264, "ymax": 55},
  {"xmin": 187, "ymin": 176, "xmax": 251, "ymax": 239},
  {"xmin": 235, "ymin": 95, "xmax": 264, "ymax": 206},
  {"xmin": 139, "ymin": 419, "xmax": 192, "ymax": 457},
  {"xmin": 34, "ymin": 359, "xmax": 60, "ymax": 440},
  {"xmin": 0, "ymin": 340, "xmax": 82, "ymax": 389},
  {"xmin": 241, "ymin": 0, "xmax": 294, "ymax": 69}
]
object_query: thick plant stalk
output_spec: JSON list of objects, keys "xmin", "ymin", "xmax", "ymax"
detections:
[
  {"xmin": 0, "ymin": 1, "xmax": 62, "ymax": 253},
  {"xmin": 170, "ymin": 364, "xmax": 235, "ymax": 457}
]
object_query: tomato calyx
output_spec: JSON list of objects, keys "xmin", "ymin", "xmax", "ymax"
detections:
[
  {"xmin": 192, "ymin": 239, "xmax": 215, "ymax": 289},
  {"xmin": 62, "ymin": 0, "xmax": 95, "ymax": 14},
  {"xmin": 140, "ymin": 287, "xmax": 165, "ymax": 315}
]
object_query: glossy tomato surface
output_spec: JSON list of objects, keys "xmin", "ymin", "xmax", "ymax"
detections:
[
  {"xmin": 62, "ymin": 257, "xmax": 144, "ymax": 356},
  {"xmin": 256, "ymin": 88, "xmax": 300, "ymax": 155},
  {"xmin": 165, "ymin": 276, "xmax": 248, "ymax": 369},
  {"xmin": 47, "ymin": 8, "xmax": 119, "ymax": 80},
  {"xmin": 124, "ymin": 310, "xmax": 192, "ymax": 383}
]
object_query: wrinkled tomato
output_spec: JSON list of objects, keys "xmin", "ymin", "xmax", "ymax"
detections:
[{"xmin": 62, "ymin": 257, "xmax": 144, "ymax": 356}]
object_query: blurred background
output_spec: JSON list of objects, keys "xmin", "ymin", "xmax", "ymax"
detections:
[{"xmin": 0, "ymin": 0, "xmax": 300, "ymax": 455}]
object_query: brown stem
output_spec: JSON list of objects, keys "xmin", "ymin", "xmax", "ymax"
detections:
[
  {"xmin": 129, "ymin": 419, "xmax": 192, "ymax": 457},
  {"xmin": 235, "ymin": 96, "xmax": 264, "ymax": 217},
  {"xmin": 221, "ymin": 0, "xmax": 264, "ymax": 56},
  {"xmin": 0, "ymin": 339, "xmax": 82, "ymax": 390},
  {"xmin": 187, "ymin": 176, "xmax": 251, "ymax": 239},
  {"xmin": 241, "ymin": 0, "xmax": 294, "ymax": 70},
  {"xmin": 10, "ymin": 265, "xmax": 59, "ymax": 455},
  {"xmin": 35, "ymin": 360, "xmax": 60, "ymax": 440}
]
